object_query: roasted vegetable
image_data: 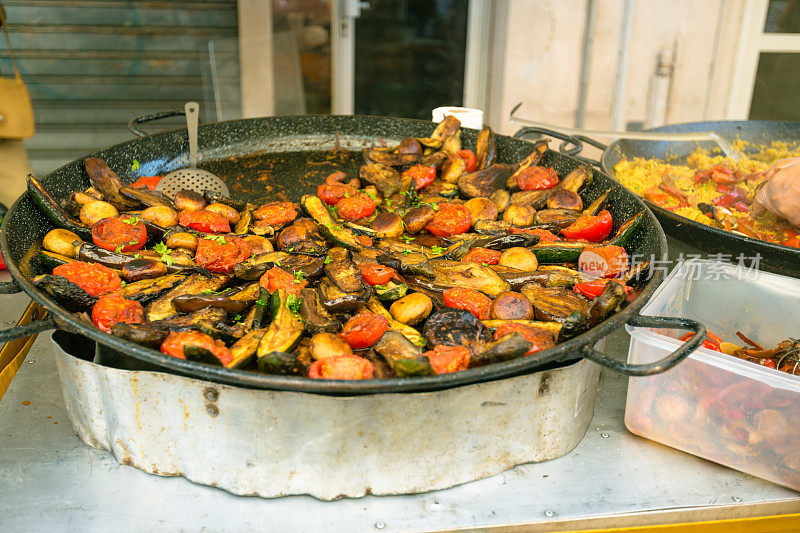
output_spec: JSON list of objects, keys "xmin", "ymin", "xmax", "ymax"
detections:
[
  {"xmin": 83, "ymin": 157, "xmax": 139, "ymax": 210},
  {"xmin": 458, "ymin": 164, "xmax": 512, "ymax": 198},
  {"xmin": 146, "ymin": 273, "xmax": 230, "ymax": 321},
  {"xmin": 424, "ymin": 308, "xmax": 488, "ymax": 350},
  {"xmin": 33, "ymin": 274, "xmax": 97, "ymax": 311},
  {"xmin": 429, "ymin": 260, "xmax": 510, "ymax": 297},
  {"xmin": 28, "ymin": 175, "xmax": 92, "ymax": 240},
  {"xmin": 256, "ymin": 289, "xmax": 304, "ymax": 358}
]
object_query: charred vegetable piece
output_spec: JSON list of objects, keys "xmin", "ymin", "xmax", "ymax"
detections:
[
  {"xmin": 204, "ymin": 190, "xmax": 246, "ymax": 211},
  {"xmin": 363, "ymin": 147, "xmax": 420, "ymax": 168},
  {"xmin": 534, "ymin": 209, "xmax": 581, "ymax": 228},
  {"xmin": 373, "ymin": 281, "xmax": 408, "ymax": 302},
  {"xmin": 607, "ymin": 211, "xmax": 644, "ymax": 247},
  {"xmin": 172, "ymin": 283, "xmax": 259, "ymax": 314},
  {"xmin": 583, "ymin": 188, "xmax": 613, "ymax": 215},
  {"xmin": 110, "ymin": 322, "xmax": 168, "ymax": 348},
  {"xmin": 475, "ymin": 125, "xmax": 497, "ymax": 170},
  {"xmin": 120, "ymin": 186, "xmax": 175, "ymax": 209},
  {"xmin": 33, "ymin": 274, "xmax": 97, "ymax": 311},
  {"xmin": 256, "ymin": 289, "xmax": 304, "ymax": 358},
  {"xmin": 559, "ymin": 166, "xmax": 592, "ymax": 193},
  {"xmin": 458, "ymin": 164, "xmax": 513, "ymax": 198},
  {"xmin": 319, "ymin": 278, "xmax": 371, "ymax": 313},
  {"xmin": 226, "ymin": 328, "xmax": 268, "ymax": 369},
  {"xmin": 324, "ymin": 250, "xmax": 364, "ymax": 293},
  {"xmin": 509, "ymin": 189, "xmax": 551, "ymax": 209},
  {"xmin": 234, "ymin": 209, "xmax": 252, "ymax": 235},
  {"xmin": 373, "ymin": 330, "xmax": 428, "ymax": 375},
  {"xmin": 359, "ymin": 161, "xmax": 403, "ymax": 197},
  {"xmin": 146, "ymin": 273, "xmax": 230, "ymax": 321},
  {"xmin": 393, "ymin": 357, "xmax": 435, "ymax": 377},
  {"xmin": 587, "ymin": 280, "xmax": 627, "ymax": 327},
  {"xmin": 366, "ymin": 298, "xmax": 426, "ymax": 348},
  {"xmin": 121, "ymin": 258, "xmax": 170, "ymax": 282},
  {"xmin": 232, "ymin": 251, "xmax": 290, "ymax": 280},
  {"xmin": 429, "ymin": 260, "xmax": 510, "ymax": 297},
  {"xmin": 472, "ymin": 332, "xmax": 532, "ymax": 366},
  {"xmin": 547, "ymin": 188, "xmax": 583, "ymax": 211},
  {"xmin": 507, "ymin": 140, "xmax": 549, "ymax": 190},
  {"xmin": 38, "ymin": 250, "xmax": 75, "ymax": 271},
  {"xmin": 27, "ymin": 175, "xmax": 92, "ymax": 240},
  {"xmin": 119, "ymin": 273, "xmax": 187, "ymax": 304},
  {"xmin": 423, "ymin": 308, "xmax": 488, "ymax": 350},
  {"xmin": 520, "ymin": 283, "xmax": 590, "ymax": 332},
  {"xmin": 83, "ymin": 157, "xmax": 139, "ymax": 210},
  {"xmin": 301, "ymin": 194, "xmax": 362, "ymax": 250},
  {"xmin": 299, "ymin": 287, "xmax": 340, "ymax": 334}
]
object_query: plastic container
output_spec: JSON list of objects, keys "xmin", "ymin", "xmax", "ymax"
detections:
[{"xmin": 625, "ymin": 259, "xmax": 800, "ymax": 491}]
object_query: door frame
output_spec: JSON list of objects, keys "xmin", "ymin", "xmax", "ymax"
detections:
[
  {"xmin": 331, "ymin": 0, "xmax": 493, "ymax": 115},
  {"xmin": 727, "ymin": 0, "xmax": 800, "ymax": 118}
]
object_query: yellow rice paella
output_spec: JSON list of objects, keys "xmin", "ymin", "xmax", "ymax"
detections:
[{"xmin": 613, "ymin": 142, "xmax": 800, "ymax": 247}]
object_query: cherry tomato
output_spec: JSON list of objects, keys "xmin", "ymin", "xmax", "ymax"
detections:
[
  {"xmin": 357, "ymin": 234, "xmax": 374, "ymax": 247},
  {"xmin": 340, "ymin": 312, "xmax": 388, "ymax": 349},
  {"xmin": 516, "ymin": 166, "xmax": 559, "ymax": 190},
  {"xmin": 194, "ymin": 236, "xmax": 252, "ymax": 274},
  {"xmin": 317, "ymin": 183, "xmax": 357, "ymax": 206},
  {"xmin": 308, "ymin": 355, "xmax": 375, "ymax": 380},
  {"xmin": 561, "ymin": 210, "xmax": 613, "ymax": 242},
  {"xmin": 424, "ymin": 345, "xmax": 470, "ymax": 374},
  {"xmin": 91, "ymin": 294, "xmax": 144, "ymax": 333},
  {"xmin": 461, "ymin": 247, "xmax": 502, "ymax": 265},
  {"xmin": 253, "ymin": 201, "xmax": 298, "ymax": 226},
  {"xmin": 425, "ymin": 203, "xmax": 471, "ymax": 237},
  {"xmin": 130, "ymin": 175, "xmax": 162, "ymax": 190},
  {"xmin": 573, "ymin": 278, "xmax": 632, "ymax": 299},
  {"xmin": 509, "ymin": 227, "xmax": 561, "ymax": 242},
  {"xmin": 578, "ymin": 245, "xmax": 629, "ymax": 278},
  {"xmin": 161, "ymin": 330, "xmax": 232, "ymax": 366},
  {"xmin": 442, "ymin": 287, "xmax": 492, "ymax": 320},
  {"xmin": 456, "ymin": 149, "xmax": 477, "ymax": 173},
  {"xmin": 679, "ymin": 332, "xmax": 721, "ymax": 352},
  {"xmin": 178, "ymin": 209, "xmax": 231, "ymax": 233},
  {"xmin": 91, "ymin": 215, "xmax": 147, "ymax": 253},
  {"xmin": 359, "ymin": 262, "xmax": 396, "ymax": 286},
  {"xmin": 493, "ymin": 322, "xmax": 555, "ymax": 355},
  {"xmin": 259, "ymin": 266, "xmax": 307, "ymax": 296},
  {"xmin": 337, "ymin": 194, "xmax": 377, "ymax": 221},
  {"xmin": 403, "ymin": 165, "xmax": 437, "ymax": 191},
  {"xmin": 53, "ymin": 261, "xmax": 122, "ymax": 297}
]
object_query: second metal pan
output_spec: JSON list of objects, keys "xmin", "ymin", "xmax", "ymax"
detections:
[{"xmin": 516, "ymin": 120, "xmax": 800, "ymax": 278}]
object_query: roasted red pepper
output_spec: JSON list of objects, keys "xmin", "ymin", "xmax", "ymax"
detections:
[{"xmin": 561, "ymin": 210, "xmax": 613, "ymax": 242}]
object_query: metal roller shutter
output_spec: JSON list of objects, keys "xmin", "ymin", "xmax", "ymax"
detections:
[{"xmin": 1, "ymin": 0, "xmax": 241, "ymax": 175}]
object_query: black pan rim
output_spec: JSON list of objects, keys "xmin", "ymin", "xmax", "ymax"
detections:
[{"xmin": 1, "ymin": 114, "xmax": 667, "ymax": 395}]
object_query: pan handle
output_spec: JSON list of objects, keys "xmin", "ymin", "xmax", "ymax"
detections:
[
  {"xmin": 580, "ymin": 315, "xmax": 706, "ymax": 376},
  {"xmin": 514, "ymin": 126, "xmax": 608, "ymax": 168},
  {"xmin": 128, "ymin": 107, "xmax": 187, "ymax": 138},
  {"xmin": 0, "ymin": 281, "xmax": 58, "ymax": 341}
]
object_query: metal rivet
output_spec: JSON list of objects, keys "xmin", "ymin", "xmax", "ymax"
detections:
[
  {"xmin": 544, "ymin": 510, "xmax": 555, "ymax": 518},
  {"xmin": 601, "ymin": 433, "xmax": 609, "ymax": 438},
  {"xmin": 205, "ymin": 404, "xmax": 219, "ymax": 417},
  {"xmin": 732, "ymin": 496, "xmax": 742, "ymax": 502},
  {"xmin": 374, "ymin": 521, "xmax": 385, "ymax": 529},
  {"xmin": 204, "ymin": 387, "xmax": 219, "ymax": 402}
]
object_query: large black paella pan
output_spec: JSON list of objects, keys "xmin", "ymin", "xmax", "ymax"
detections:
[{"xmin": 0, "ymin": 114, "xmax": 703, "ymax": 393}]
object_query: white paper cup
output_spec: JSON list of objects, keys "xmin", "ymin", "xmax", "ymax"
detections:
[{"xmin": 431, "ymin": 106, "xmax": 484, "ymax": 130}]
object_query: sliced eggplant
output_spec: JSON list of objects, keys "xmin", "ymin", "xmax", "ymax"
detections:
[
  {"xmin": 429, "ymin": 260, "xmax": 510, "ymax": 297},
  {"xmin": 257, "ymin": 351, "xmax": 305, "ymax": 376},
  {"xmin": 475, "ymin": 125, "xmax": 497, "ymax": 170},
  {"xmin": 472, "ymin": 332, "xmax": 533, "ymax": 367},
  {"xmin": 359, "ymin": 161, "xmax": 403, "ymax": 197},
  {"xmin": 506, "ymin": 140, "xmax": 549, "ymax": 190},
  {"xmin": 83, "ymin": 157, "xmax": 139, "ymax": 210},
  {"xmin": 372, "ymin": 330, "xmax": 427, "ymax": 375},
  {"xmin": 172, "ymin": 283, "xmax": 259, "ymax": 314},
  {"xmin": 232, "ymin": 251, "xmax": 291, "ymax": 280},
  {"xmin": 33, "ymin": 274, "xmax": 97, "ymax": 311},
  {"xmin": 27, "ymin": 175, "xmax": 92, "ymax": 240},
  {"xmin": 547, "ymin": 188, "xmax": 583, "ymax": 211},
  {"xmin": 120, "ymin": 186, "xmax": 176, "ymax": 209},
  {"xmin": 299, "ymin": 288, "xmax": 340, "ymax": 334},
  {"xmin": 110, "ymin": 322, "xmax": 168, "ymax": 348},
  {"xmin": 402, "ymin": 205, "xmax": 436, "ymax": 234},
  {"xmin": 423, "ymin": 308, "xmax": 488, "ymax": 350},
  {"xmin": 440, "ymin": 156, "xmax": 467, "ymax": 184},
  {"xmin": 324, "ymin": 249, "xmax": 364, "ymax": 293},
  {"xmin": 558, "ymin": 166, "xmax": 592, "ymax": 194},
  {"xmin": 319, "ymin": 278, "xmax": 371, "ymax": 313},
  {"xmin": 457, "ymin": 164, "xmax": 512, "ymax": 198},
  {"xmin": 509, "ymin": 189, "xmax": 551, "ymax": 209},
  {"xmin": 583, "ymin": 188, "xmax": 613, "ymax": 215},
  {"xmin": 301, "ymin": 194, "xmax": 362, "ymax": 250},
  {"xmin": 363, "ymin": 147, "xmax": 420, "ymax": 168},
  {"xmin": 146, "ymin": 273, "xmax": 230, "ymax": 321},
  {"xmin": 588, "ymin": 280, "xmax": 627, "ymax": 327},
  {"xmin": 533, "ymin": 209, "xmax": 581, "ymax": 228},
  {"xmin": 520, "ymin": 283, "xmax": 590, "ymax": 326},
  {"xmin": 121, "ymin": 258, "xmax": 170, "ymax": 282},
  {"xmin": 374, "ymin": 281, "xmax": 408, "ymax": 302},
  {"xmin": 120, "ymin": 273, "xmax": 187, "ymax": 304}
]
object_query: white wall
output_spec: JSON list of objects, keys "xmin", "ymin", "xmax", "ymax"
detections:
[{"xmin": 487, "ymin": 0, "xmax": 740, "ymax": 137}]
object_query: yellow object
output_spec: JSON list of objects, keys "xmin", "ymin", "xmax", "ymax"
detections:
[
  {"xmin": 577, "ymin": 512, "xmax": 800, "ymax": 532},
  {"xmin": 0, "ymin": 301, "xmax": 47, "ymax": 401}
]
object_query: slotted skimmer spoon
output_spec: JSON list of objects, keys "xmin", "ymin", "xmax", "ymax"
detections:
[{"xmin": 155, "ymin": 101, "xmax": 230, "ymax": 198}]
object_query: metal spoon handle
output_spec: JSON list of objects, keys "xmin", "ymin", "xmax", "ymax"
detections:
[{"xmin": 185, "ymin": 101, "xmax": 199, "ymax": 168}]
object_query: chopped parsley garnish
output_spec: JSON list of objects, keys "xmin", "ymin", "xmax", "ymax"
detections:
[
  {"xmin": 232, "ymin": 314, "xmax": 242, "ymax": 323},
  {"xmin": 134, "ymin": 252, "xmax": 142, "ymax": 259},
  {"xmin": 324, "ymin": 256, "xmax": 332, "ymax": 264},
  {"xmin": 205, "ymin": 235, "xmax": 227, "ymax": 245},
  {"xmin": 373, "ymin": 284, "xmax": 388, "ymax": 291},
  {"xmin": 115, "ymin": 244, "xmax": 124, "ymax": 253},
  {"xmin": 153, "ymin": 242, "xmax": 170, "ymax": 254},
  {"xmin": 285, "ymin": 294, "xmax": 302, "ymax": 316},
  {"xmin": 122, "ymin": 215, "xmax": 141, "ymax": 226},
  {"xmin": 401, "ymin": 249, "xmax": 414, "ymax": 255},
  {"xmin": 131, "ymin": 159, "xmax": 139, "ymax": 171},
  {"xmin": 120, "ymin": 281, "xmax": 126, "ymax": 288},
  {"xmin": 400, "ymin": 234, "xmax": 414, "ymax": 244},
  {"xmin": 363, "ymin": 190, "xmax": 377, "ymax": 201},
  {"xmin": 343, "ymin": 192, "xmax": 350, "ymax": 198},
  {"xmin": 431, "ymin": 245, "xmax": 444, "ymax": 254},
  {"xmin": 201, "ymin": 289, "xmax": 217, "ymax": 294},
  {"xmin": 293, "ymin": 271, "xmax": 305, "ymax": 284},
  {"xmin": 161, "ymin": 254, "xmax": 175, "ymax": 267}
]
